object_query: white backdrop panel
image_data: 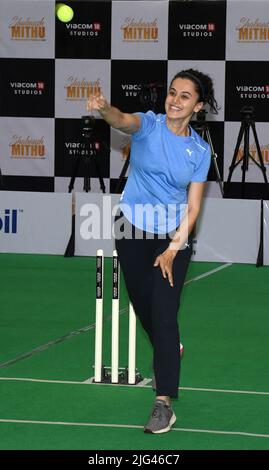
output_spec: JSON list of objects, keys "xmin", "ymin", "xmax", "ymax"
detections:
[
  {"xmin": 111, "ymin": 0, "xmax": 169, "ymax": 60},
  {"xmin": 226, "ymin": 0, "xmax": 269, "ymax": 61},
  {"xmin": 0, "ymin": 191, "xmax": 72, "ymax": 254},
  {"xmin": 55, "ymin": 59, "xmax": 111, "ymax": 119},
  {"xmin": 0, "ymin": 117, "xmax": 55, "ymax": 176},
  {"xmin": 192, "ymin": 198, "xmax": 260, "ymax": 263},
  {"xmin": 0, "ymin": 0, "xmax": 55, "ymax": 59}
]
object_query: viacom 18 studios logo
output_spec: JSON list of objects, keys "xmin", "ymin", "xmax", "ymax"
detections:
[
  {"xmin": 178, "ymin": 23, "xmax": 215, "ymax": 37},
  {"xmin": 236, "ymin": 18, "xmax": 269, "ymax": 42},
  {"xmin": 65, "ymin": 140, "xmax": 101, "ymax": 158},
  {"xmin": 65, "ymin": 21, "xmax": 101, "ymax": 37},
  {"xmin": 9, "ymin": 16, "xmax": 46, "ymax": 41},
  {"xmin": 236, "ymin": 84, "xmax": 269, "ymax": 100},
  {"xmin": 121, "ymin": 83, "xmax": 141, "ymax": 98},
  {"xmin": 121, "ymin": 17, "xmax": 158, "ymax": 42},
  {"xmin": 9, "ymin": 135, "xmax": 46, "ymax": 159},
  {"xmin": 10, "ymin": 81, "xmax": 45, "ymax": 96},
  {"xmin": 236, "ymin": 143, "xmax": 269, "ymax": 165},
  {"xmin": 65, "ymin": 77, "xmax": 101, "ymax": 101}
]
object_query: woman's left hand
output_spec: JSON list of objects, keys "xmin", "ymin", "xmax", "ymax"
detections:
[{"xmin": 153, "ymin": 249, "xmax": 177, "ymax": 287}]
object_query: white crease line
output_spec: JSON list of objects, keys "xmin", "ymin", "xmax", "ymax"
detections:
[
  {"xmin": 173, "ymin": 427, "xmax": 269, "ymax": 439},
  {"xmin": 0, "ymin": 376, "xmax": 268, "ymax": 396},
  {"xmin": 0, "ymin": 418, "xmax": 141, "ymax": 430},
  {"xmin": 0, "ymin": 377, "xmax": 83, "ymax": 385},
  {"xmin": 180, "ymin": 386, "xmax": 269, "ymax": 396},
  {"xmin": 184, "ymin": 263, "xmax": 232, "ymax": 285},
  {"xmin": 0, "ymin": 418, "xmax": 268, "ymax": 439}
]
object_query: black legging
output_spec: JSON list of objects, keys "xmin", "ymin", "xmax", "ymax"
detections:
[{"xmin": 115, "ymin": 212, "xmax": 193, "ymax": 398}]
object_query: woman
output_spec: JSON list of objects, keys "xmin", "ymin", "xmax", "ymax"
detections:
[{"xmin": 87, "ymin": 69, "xmax": 219, "ymax": 434}]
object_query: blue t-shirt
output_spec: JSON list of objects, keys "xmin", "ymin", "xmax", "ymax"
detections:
[{"xmin": 120, "ymin": 111, "xmax": 211, "ymax": 234}]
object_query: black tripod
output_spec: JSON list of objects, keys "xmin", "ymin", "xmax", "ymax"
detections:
[
  {"xmin": 64, "ymin": 116, "xmax": 107, "ymax": 257},
  {"xmin": 192, "ymin": 110, "xmax": 224, "ymax": 197},
  {"xmin": 68, "ymin": 115, "xmax": 106, "ymax": 194},
  {"xmin": 226, "ymin": 106, "xmax": 269, "ymax": 199}
]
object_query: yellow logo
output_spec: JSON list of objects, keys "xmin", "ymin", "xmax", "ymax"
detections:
[
  {"xmin": 236, "ymin": 144, "xmax": 269, "ymax": 165},
  {"xmin": 236, "ymin": 18, "xmax": 269, "ymax": 42},
  {"xmin": 9, "ymin": 16, "xmax": 46, "ymax": 41},
  {"xmin": 121, "ymin": 17, "xmax": 158, "ymax": 42},
  {"xmin": 10, "ymin": 136, "xmax": 46, "ymax": 159},
  {"xmin": 65, "ymin": 77, "xmax": 101, "ymax": 101}
]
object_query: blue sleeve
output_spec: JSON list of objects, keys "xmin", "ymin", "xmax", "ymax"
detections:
[
  {"xmin": 191, "ymin": 146, "xmax": 211, "ymax": 182},
  {"xmin": 132, "ymin": 111, "xmax": 156, "ymax": 140}
]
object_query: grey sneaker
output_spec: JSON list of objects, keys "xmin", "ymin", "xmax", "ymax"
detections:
[{"xmin": 144, "ymin": 400, "xmax": 176, "ymax": 434}]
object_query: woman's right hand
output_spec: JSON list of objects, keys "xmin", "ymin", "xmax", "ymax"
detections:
[
  {"xmin": 86, "ymin": 93, "xmax": 108, "ymax": 114},
  {"xmin": 86, "ymin": 93, "xmax": 140, "ymax": 134}
]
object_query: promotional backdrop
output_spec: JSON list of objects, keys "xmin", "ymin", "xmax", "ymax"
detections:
[{"xmin": 0, "ymin": 0, "xmax": 269, "ymax": 198}]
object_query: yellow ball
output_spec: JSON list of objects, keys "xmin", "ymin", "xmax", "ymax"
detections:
[{"xmin": 56, "ymin": 4, "xmax": 74, "ymax": 23}]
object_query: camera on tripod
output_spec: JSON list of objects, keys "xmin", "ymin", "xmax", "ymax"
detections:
[
  {"xmin": 67, "ymin": 115, "xmax": 106, "ymax": 194},
  {"xmin": 226, "ymin": 104, "xmax": 269, "ymax": 198},
  {"xmin": 80, "ymin": 115, "xmax": 101, "ymax": 159},
  {"xmin": 81, "ymin": 115, "xmax": 95, "ymax": 140},
  {"xmin": 240, "ymin": 105, "xmax": 254, "ymax": 121}
]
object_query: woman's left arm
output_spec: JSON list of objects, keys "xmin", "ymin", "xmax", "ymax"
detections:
[
  {"xmin": 153, "ymin": 182, "xmax": 205, "ymax": 287},
  {"xmin": 171, "ymin": 181, "xmax": 205, "ymax": 250}
]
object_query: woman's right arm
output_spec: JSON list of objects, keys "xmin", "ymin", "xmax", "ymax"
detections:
[{"xmin": 86, "ymin": 93, "xmax": 141, "ymax": 135}]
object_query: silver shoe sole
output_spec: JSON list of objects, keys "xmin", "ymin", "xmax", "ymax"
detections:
[{"xmin": 144, "ymin": 412, "xmax": 177, "ymax": 434}]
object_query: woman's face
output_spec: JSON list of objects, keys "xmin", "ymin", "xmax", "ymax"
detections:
[{"xmin": 165, "ymin": 77, "xmax": 204, "ymax": 121}]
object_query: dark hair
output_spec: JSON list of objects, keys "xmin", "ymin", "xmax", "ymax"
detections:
[{"xmin": 169, "ymin": 68, "xmax": 220, "ymax": 114}]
